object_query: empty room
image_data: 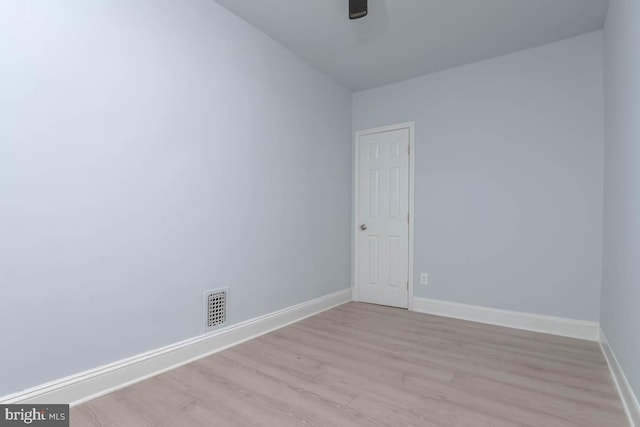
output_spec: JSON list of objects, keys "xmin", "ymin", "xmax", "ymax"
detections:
[{"xmin": 1, "ymin": 0, "xmax": 638, "ymax": 426}]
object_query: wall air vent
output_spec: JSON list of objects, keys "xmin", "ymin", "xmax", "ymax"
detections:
[{"xmin": 204, "ymin": 288, "xmax": 228, "ymax": 331}]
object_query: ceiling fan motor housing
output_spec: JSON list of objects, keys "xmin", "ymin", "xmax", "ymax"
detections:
[{"xmin": 349, "ymin": 0, "xmax": 368, "ymax": 19}]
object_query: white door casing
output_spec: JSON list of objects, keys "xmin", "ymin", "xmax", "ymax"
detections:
[{"xmin": 355, "ymin": 125, "xmax": 411, "ymax": 309}]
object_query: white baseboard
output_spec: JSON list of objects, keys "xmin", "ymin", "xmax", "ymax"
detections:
[
  {"xmin": 411, "ymin": 297, "xmax": 600, "ymax": 341},
  {"xmin": 0, "ymin": 288, "xmax": 352, "ymax": 406},
  {"xmin": 600, "ymin": 330, "xmax": 640, "ymax": 427}
]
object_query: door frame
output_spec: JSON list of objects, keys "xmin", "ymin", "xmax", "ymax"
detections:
[{"xmin": 352, "ymin": 122, "xmax": 415, "ymax": 310}]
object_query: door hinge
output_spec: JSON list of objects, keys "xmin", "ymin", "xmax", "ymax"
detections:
[
  {"xmin": 407, "ymin": 145, "xmax": 410, "ymax": 155},
  {"xmin": 406, "ymin": 281, "xmax": 409, "ymax": 290},
  {"xmin": 407, "ymin": 212, "xmax": 410, "ymax": 223}
]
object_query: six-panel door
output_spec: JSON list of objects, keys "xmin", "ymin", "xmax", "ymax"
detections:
[{"xmin": 357, "ymin": 128, "xmax": 410, "ymax": 308}]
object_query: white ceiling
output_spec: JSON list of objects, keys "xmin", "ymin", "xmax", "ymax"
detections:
[{"xmin": 215, "ymin": 0, "xmax": 609, "ymax": 91}]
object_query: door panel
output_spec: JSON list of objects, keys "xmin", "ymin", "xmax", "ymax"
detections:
[{"xmin": 357, "ymin": 128, "xmax": 410, "ymax": 308}]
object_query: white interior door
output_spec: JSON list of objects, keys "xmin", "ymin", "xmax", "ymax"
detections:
[{"xmin": 357, "ymin": 127, "xmax": 410, "ymax": 308}]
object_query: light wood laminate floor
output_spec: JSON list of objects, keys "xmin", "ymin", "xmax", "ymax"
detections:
[{"xmin": 72, "ymin": 302, "xmax": 628, "ymax": 426}]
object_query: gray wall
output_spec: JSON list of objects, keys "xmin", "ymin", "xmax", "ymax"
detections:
[
  {"xmin": 353, "ymin": 32, "xmax": 604, "ymax": 321},
  {"xmin": 0, "ymin": 0, "xmax": 352, "ymax": 396},
  {"xmin": 601, "ymin": 0, "xmax": 640, "ymax": 400}
]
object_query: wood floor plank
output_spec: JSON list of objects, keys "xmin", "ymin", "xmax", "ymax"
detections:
[
  {"xmin": 161, "ymin": 364, "xmax": 306, "ymax": 427},
  {"xmin": 70, "ymin": 302, "xmax": 629, "ymax": 427},
  {"xmin": 72, "ymin": 392, "xmax": 173, "ymax": 427},
  {"xmin": 346, "ymin": 391, "xmax": 442, "ymax": 427},
  {"xmin": 193, "ymin": 354, "xmax": 366, "ymax": 426},
  {"xmin": 226, "ymin": 343, "xmax": 358, "ymax": 406},
  {"xmin": 450, "ymin": 371, "xmax": 628, "ymax": 427},
  {"xmin": 429, "ymin": 398, "xmax": 531, "ymax": 427},
  {"xmin": 379, "ymin": 364, "xmax": 591, "ymax": 427}
]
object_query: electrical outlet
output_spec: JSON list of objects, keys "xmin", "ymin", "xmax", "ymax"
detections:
[{"xmin": 420, "ymin": 273, "xmax": 429, "ymax": 285}]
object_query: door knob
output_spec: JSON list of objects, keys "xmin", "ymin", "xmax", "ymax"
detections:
[{"xmin": 360, "ymin": 224, "xmax": 367, "ymax": 231}]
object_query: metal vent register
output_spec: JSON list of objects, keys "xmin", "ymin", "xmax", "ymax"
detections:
[{"xmin": 204, "ymin": 288, "xmax": 228, "ymax": 330}]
